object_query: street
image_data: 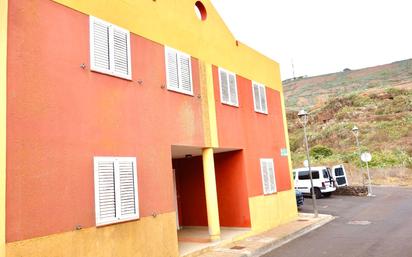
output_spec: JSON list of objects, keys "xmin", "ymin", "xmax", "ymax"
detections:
[{"xmin": 263, "ymin": 186, "xmax": 412, "ymax": 257}]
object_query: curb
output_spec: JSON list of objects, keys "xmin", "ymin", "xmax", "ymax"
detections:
[{"xmin": 250, "ymin": 215, "xmax": 335, "ymax": 257}]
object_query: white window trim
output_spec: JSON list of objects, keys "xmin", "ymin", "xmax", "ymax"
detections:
[
  {"xmin": 260, "ymin": 158, "xmax": 277, "ymax": 195},
  {"xmin": 218, "ymin": 67, "xmax": 239, "ymax": 107},
  {"xmin": 94, "ymin": 156, "xmax": 139, "ymax": 226},
  {"xmin": 89, "ymin": 16, "xmax": 132, "ymax": 80},
  {"xmin": 252, "ymin": 82, "xmax": 268, "ymax": 114},
  {"xmin": 164, "ymin": 46, "xmax": 194, "ymax": 96}
]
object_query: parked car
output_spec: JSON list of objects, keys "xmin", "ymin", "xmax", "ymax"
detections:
[
  {"xmin": 331, "ymin": 164, "xmax": 349, "ymax": 187},
  {"xmin": 293, "ymin": 166, "xmax": 336, "ymax": 198},
  {"xmin": 295, "ymin": 190, "xmax": 304, "ymax": 209}
]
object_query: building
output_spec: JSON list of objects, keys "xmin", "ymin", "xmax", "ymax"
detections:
[{"xmin": 0, "ymin": 0, "xmax": 298, "ymax": 256}]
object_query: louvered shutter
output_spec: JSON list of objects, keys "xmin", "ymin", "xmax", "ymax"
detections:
[
  {"xmin": 90, "ymin": 16, "xmax": 132, "ymax": 80},
  {"xmin": 259, "ymin": 85, "xmax": 267, "ymax": 113},
  {"xmin": 253, "ymin": 83, "xmax": 261, "ymax": 111},
  {"xmin": 228, "ymin": 73, "xmax": 238, "ymax": 105},
  {"xmin": 118, "ymin": 160, "xmax": 138, "ymax": 217},
  {"xmin": 267, "ymin": 160, "xmax": 276, "ymax": 193},
  {"xmin": 94, "ymin": 157, "xmax": 139, "ymax": 226},
  {"xmin": 220, "ymin": 70, "xmax": 229, "ymax": 103},
  {"xmin": 166, "ymin": 49, "xmax": 179, "ymax": 89},
  {"xmin": 179, "ymin": 54, "xmax": 192, "ymax": 93},
  {"xmin": 261, "ymin": 160, "xmax": 270, "ymax": 194},
  {"xmin": 91, "ymin": 20, "xmax": 110, "ymax": 71},
  {"xmin": 95, "ymin": 159, "xmax": 117, "ymax": 223},
  {"xmin": 113, "ymin": 28, "xmax": 130, "ymax": 77}
]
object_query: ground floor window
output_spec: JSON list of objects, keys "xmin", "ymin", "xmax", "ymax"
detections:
[
  {"xmin": 94, "ymin": 156, "xmax": 139, "ymax": 226},
  {"xmin": 260, "ymin": 158, "xmax": 277, "ymax": 194}
]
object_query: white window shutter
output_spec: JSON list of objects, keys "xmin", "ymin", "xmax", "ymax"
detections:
[
  {"xmin": 253, "ymin": 83, "xmax": 261, "ymax": 111},
  {"xmin": 219, "ymin": 70, "xmax": 229, "ymax": 103},
  {"xmin": 118, "ymin": 160, "xmax": 138, "ymax": 218},
  {"xmin": 91, "ymin": 19, "xmax": 110, "ymax": 71},
  {"xmin": 259, "ymin": 85, "xmax": 267, "ymax": 113},
  {"xmin": 260, "ymin": 160, "xmax": 270, "ymax": 194},
  {"xmin": 228, "ymin": 73, "xmax": 238, "ymax": 105},
  {"xmin": 267, "ymin": 160, "xmax": 276, "ymax": 193},
  {"xmin": 166, "ymin": 48, "xmax": 179, "ymax": 89},
  {"xmin": 90, "ymin": 16, "xmax": 132, "ymax": 80},
  {"xmin": 94, "ymin": 157, "xmax": 139, "ymax": 226},
  {"xmin": 113, "ymin": 28, "xmax": 130, "ymax": 77},
  {"xmin": 95, "ymin": 159, "xmax": 117, "ymax": 223},
  {"xmin": 179, "ymin": 54, "xmax": 192, "ymax": 93}
]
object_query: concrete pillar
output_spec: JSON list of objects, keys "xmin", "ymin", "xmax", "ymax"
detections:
[{"xmin": 202, "ymin": 148, "xmax": 220, "ymax": 241}]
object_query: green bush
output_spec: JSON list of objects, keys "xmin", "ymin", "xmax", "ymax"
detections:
[{"xmin": 310, "ymin": 145, "xmax": 333, "ymax": 159}]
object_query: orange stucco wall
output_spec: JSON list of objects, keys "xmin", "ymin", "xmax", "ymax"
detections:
[
  {"xmin": 212, "ymin": 66, "xmax": 291, "ymax": 197},
  {"xmin": 173, "ymin": 151, "xmax": 250, "ymax": 228},
  {"xmin": 6, "ymin": 0, "xmax": 204, "ymax": 242}
]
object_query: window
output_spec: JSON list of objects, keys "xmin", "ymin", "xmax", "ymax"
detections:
[
  {"xmin": 298, "ymin": 170, "xmax": 320, "ymax": 180},
  {"xmin": 323, "ymin": 169, "xmax": 329, "ymax": 178},
  {"xmin": 94, "ymin": 157, "xmax": 139, "ymax": 226},
  {"xmin": 260, "ymin": 158, "xmax": 276, "ymax": 194},
  {"xmin": 89, "ymin": 16, "xmax": 132, "ymax": 80},
  {"xmin": 252, "ymin": 82, "xmax": 268, "ymax": 114},
  {"xmin": 334, "ymin": 167, "xmax": 344, "ymax": 176},
  {"xmin": 218, "ymin": 68, "xmax": 238, "ymax": 106},
  {"xmin": 165, "ymin": 47, "xmax": 193, "ymax": 95}
]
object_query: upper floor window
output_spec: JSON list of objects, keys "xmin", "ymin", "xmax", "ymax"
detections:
[
  {"xmin": 165, "ymin": 47, "xmax": 193, "ymax": 95},
  {"xmin": 218, "ymin": 68, "xmax": 238, "ymax": 106},
  {"xmin": 260, "ymin": 158, "xmax": 277, "ymax": 194},
  {"xmin": 90, "ymin": 16, "xmax": 132, "ymax": 80},
  {"xmin": 94, "ymin": 156, "xmax": 139, "ymax": 226},
  {"xmin": 252, "ymin": 82, "xmax": 268, "ymax": 114}
]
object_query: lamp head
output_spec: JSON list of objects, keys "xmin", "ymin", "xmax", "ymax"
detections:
[
  {"xmin": 352, "ymin": 125, "xmax": 359, "ymax": 136},
  {"xmin": 297, "ymin": 109, "xmax": 308, "ymax": 118},
  {"xmin": 297, "ymin": 109, "xmax": 308, "ymax": 126}
]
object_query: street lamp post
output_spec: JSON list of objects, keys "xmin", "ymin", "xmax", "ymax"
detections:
[
  {"xmin": 352, "ymin": 126, "xmax": 364, "ymax": 186},
  {"xmin": 298, "ymin": 109, "xmax": 318, "ymax": 218}
]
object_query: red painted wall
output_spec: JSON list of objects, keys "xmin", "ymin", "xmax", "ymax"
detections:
[
  {"xmin": 172, "ymin": 151, "xmax": 250, "ymax": 228},
  {"xmin": 173, "ymin": 157, "xmax": 208, "ymax": 227},
  {"xmin": 213, "ymin": 66, "xmax": 291, "ymax": 197},
  {"xmin": 214, "ymin": 151, "xmax": 250, "ymax": 227},
  {"xmin": 6, "ymin": 0, "xmax": 204, "ymax": 242}
]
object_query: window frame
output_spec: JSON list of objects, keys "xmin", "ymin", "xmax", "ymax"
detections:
[
  {"xmin": 260, "ymin": 158, "xmax": 277, "ymax": 195},
  {"xmin": 94, "ymin": 156, "xmax": 139, "ymax": 226},
  {"xmin": 218, "ymin": 67, "xmax": 239, "ymax": 107},
  {"xmin": 164, "ymin": 46, "xmax": 194, "ymax": 96},
  {"xmin": 252, "ymin": 81, "xmax": 268, "ymax": 114},
  {"xmin": 89, "ymin": 16, "xmax": 132, "ymax": 80}
]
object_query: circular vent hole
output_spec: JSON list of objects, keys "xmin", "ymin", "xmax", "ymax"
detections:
[{"xmin": 194, "ymin": 1, "xmax": 207, "ymax": 21}]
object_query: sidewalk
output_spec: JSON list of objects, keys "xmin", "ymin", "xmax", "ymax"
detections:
[{"xmin": 185, "ymin": 213, "xmax": 334, "ymax": 257}]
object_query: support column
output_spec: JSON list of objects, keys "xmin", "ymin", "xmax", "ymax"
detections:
[
  {"xmin": 202, "ymin": 148, "xmax": 220, "ymax": 241},
  {"xmin": 0, "ymin": 0, "xmax": 8, "ymax": 256}
]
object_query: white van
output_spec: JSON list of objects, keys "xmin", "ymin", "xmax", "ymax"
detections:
[
  {"xmin": 293, "ymin": 166, "xmax": 336, "ymax": 198},
  {"xmin": 331, "ymin": 164, "xmax": 349, "ymax": 187}
]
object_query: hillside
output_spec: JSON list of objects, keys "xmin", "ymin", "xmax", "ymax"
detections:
[
  {"xmin": 284, "ymin": 60, "xmax": 412, "ymax": 185},
  {"xmin": 283, "ymin": 59, "xmax": 412, "ymax": 111}
]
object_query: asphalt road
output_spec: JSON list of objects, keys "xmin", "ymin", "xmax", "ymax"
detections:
[{"xmin": 263, "ymin": 186, "xmax": 412, "ymax": 257}]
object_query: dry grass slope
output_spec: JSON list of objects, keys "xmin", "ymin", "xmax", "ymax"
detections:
[{"xmin": 284, "ymin": 59, "xmax": 412, "ymax": 185}]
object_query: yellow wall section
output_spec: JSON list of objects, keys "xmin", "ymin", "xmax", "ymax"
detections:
[
  {"xmin": 6, "ymin": 212, "xmax": 179, "ymax": 257},
  {"xmin": 199, "ymin": 61, "xmax": 219, "ymax": 147},
  {"xmin": 248, "ymin": 190, "xmax": 298, "ymax": 233},
  {"xmin": 0, "ymin": 0, "xmax": 8, "ymax": 256},
  {"xmin": 279, "ymin": 91, "xmax": 296, "ymax": 187},
  {"xmin": 52, "ymin": 0, "xmax": 282, "ymax": 91}
]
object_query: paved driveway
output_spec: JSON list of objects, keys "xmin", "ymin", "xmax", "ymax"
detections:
[{"xmin": 263, "ymin": 186, "xmax": 412, "ymax": 257}]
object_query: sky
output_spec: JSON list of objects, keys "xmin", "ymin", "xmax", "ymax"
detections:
[{"xmin": 209, "ymin": 0, "xmax": 412, "ymax": 80}]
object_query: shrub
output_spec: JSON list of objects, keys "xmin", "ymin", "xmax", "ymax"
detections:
[{"xmin": 310, "ymin": 145, "xmax": 333, "ymax": 159}]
